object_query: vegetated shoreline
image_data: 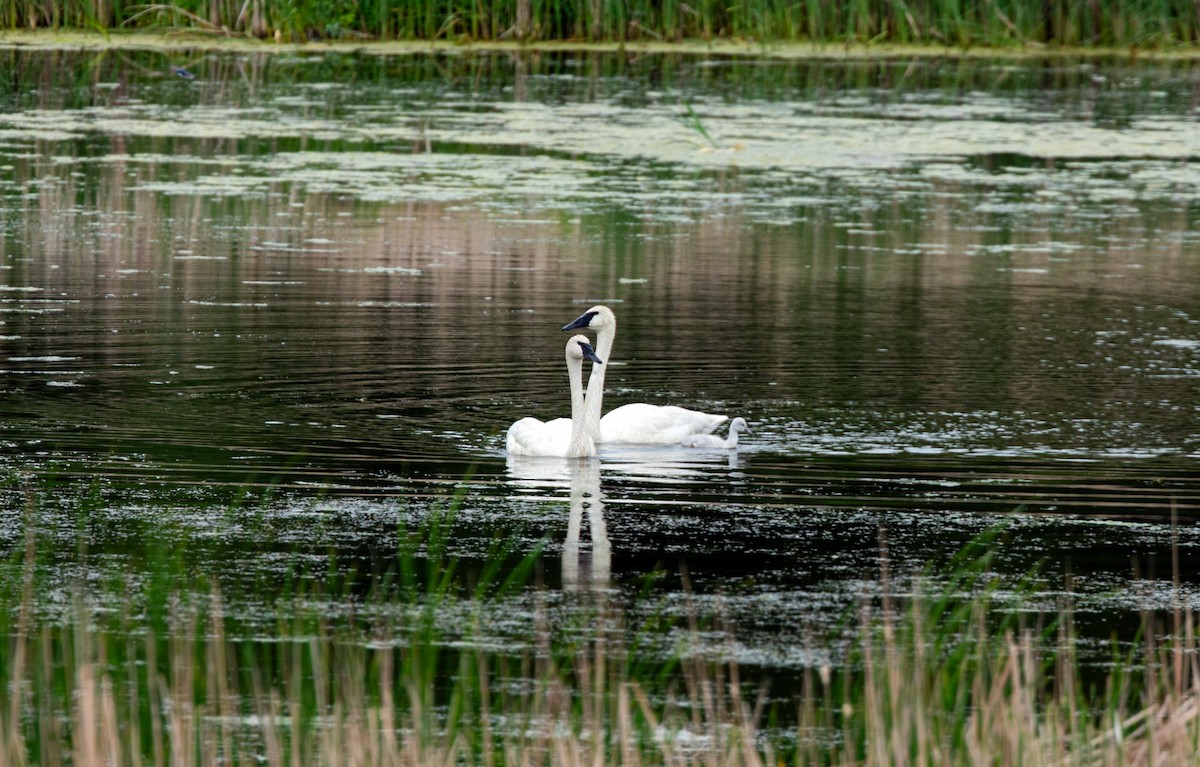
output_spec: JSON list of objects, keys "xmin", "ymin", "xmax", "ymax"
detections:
[
  {"xmin": 2, "ymin": 28, "xmax": 1200, "ymax": 61},
  {"xmin": 1, "ymin": 507, "xmax": 1198, "ymax": 766}
]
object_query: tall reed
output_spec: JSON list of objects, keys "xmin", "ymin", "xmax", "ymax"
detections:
[
  {"xmin": 2, "ymin": 487, "xmax": 1199, "ymax": 766},
  {"xmin": 4, "ymin": 0, "xmax": 1200, "ymax": 47},
  {"xmin": 3, "ymin": 561, "xmax": 1199, "ymax": 764}
]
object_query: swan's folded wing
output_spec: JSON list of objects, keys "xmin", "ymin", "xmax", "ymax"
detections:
[
  {"xmin": 506, "ymin": 416, "xmax": 574, "ymax": 456},
  {"xmin": 600, "ymin": 404, "xmax": 726, "ymax": 445}
]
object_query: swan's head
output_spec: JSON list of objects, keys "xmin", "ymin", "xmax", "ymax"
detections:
[
  {"xmin": 566, "ymin": 334, "xmax": 604, "ymax": 365},
  {"xmin": 730, "ymin": 417, "xmax": 750, "ymax": 433},
  {"xmin": 562, "ymin": 305, "xmax": 615, "ymax": 333}
]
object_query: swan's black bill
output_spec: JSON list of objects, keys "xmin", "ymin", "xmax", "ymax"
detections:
[
  {"xmin": 562, "ymin": 310, "xmax": 599, "ymax": 332},
  {"xmin": 578, "ymin": 340, "xmax": 603, "ymax": 365}
]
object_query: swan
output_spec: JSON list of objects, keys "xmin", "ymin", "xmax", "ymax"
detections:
[
  {"xmin": 561, "ymin": 305, "xmax": 726, "ymax": 445},
  {"xmin": 505, "ymin": 335, "xmax": 603, "ymax": 458},
  {"xmin": 680, "ymin": 417, "xmax": 750, "ymax": 448}
]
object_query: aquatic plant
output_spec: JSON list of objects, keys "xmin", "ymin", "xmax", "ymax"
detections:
[
  {"xmin": 4, "ymin": 0, "xmax": 1200, "ymax": 47},
  {"xmin": 1, "ymin": 486, "xmax": 1199, "ymax": 765},
  {"xmin": 675, "ymin": 100, "xmax": 720, "ymax": 149}
]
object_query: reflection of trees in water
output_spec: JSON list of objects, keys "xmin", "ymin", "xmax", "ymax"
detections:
[{"xmin": 4, "ymin": 49, "xmax": 1198, "ymax": 450}]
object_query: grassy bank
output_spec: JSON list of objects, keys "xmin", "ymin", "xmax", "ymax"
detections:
[
  {"xmin": 1, "ymin": 490, "xmax": 1198, "ymax": 765},
  {"xmin": 4, "ymin": 0, "xmax": 1200, "ymax": 50}
]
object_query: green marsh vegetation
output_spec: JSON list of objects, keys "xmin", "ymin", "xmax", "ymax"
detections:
[
  {"xmin": 2, "ymin": 485, "xmax": 1199, "ymax": 766},
  {"xmin": 5, "ymin": 0, "xmax": 1200, "ymax": 49}
]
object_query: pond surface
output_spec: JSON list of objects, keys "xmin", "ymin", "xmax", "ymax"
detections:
[{"xmin": 0, "ymin": 47, "xmax": 1198, "ymax": 671}]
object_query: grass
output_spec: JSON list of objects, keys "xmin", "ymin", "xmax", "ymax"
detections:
[
  {"xmin": 4, "ymin": 552, "xmax": 1200, "ymax": 765},
  {"xmin": 4, "ymin": 0, "xmax": 1200, "ymax": 48},
  {"xmin": 2, "ymin": 485, "xmax": 1200, "ymax": 766},
  {"xmin": 674, "ymin": 101, "xmax": 721, "ymax": 150}
]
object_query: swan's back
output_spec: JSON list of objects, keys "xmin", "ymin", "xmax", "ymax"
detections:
[
  {"xmin": 600, "ymin": 404, "xmax": 726, "ymax": 445},
  {"xmin": 506, "ymin": 416, "xmax": 575, "ymax": 456}
]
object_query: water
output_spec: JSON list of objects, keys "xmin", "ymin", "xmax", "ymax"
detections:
[{"xmin": 0, "ymin": 47, "xmax": 1198, "ymax": 672}]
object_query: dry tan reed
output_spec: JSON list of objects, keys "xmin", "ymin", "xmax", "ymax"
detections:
[
  {"xmin": 2, "ymin": 593, "xmax": 1199, "ymax": 767},
  {"xmin": 2, "ymin": 507, "xmax": 1198, "ymax": 766}
]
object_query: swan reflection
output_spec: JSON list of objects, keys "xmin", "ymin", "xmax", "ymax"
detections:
[
  {"xmin": 504, "ymin": 448, "xmax": 748, "ymax": 590},
  {"xmin": 594, "ymin": 444, "xmax": 744, "ymax": 482},
  {"xmin": 562, "ymin": 460, "xmax": 609, "ymax": 591},
  {"xmin": 505, "ymin": 445, "xmax": 742, "ymax": 487},
  {"xmin": 504, "ymin": 456, "xmax": 609, "ymax": 591}
]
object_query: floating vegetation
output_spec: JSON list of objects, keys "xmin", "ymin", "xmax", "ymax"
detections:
[{"xmin": 6, "ymin": 97, "xmax": 1200, "ymax": 228}]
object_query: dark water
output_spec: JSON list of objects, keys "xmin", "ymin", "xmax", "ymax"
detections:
[{"xmin": 0, "ymin": 48, "xmax": 1198, "ymax": 668}]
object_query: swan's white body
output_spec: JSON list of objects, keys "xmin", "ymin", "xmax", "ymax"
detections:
[
  {"xmin": 562, "ymin": 305, "xmax": 726, "ymax": 445},
  {"xmin": 505, "ymin": 335, "xmax": 602, "ymax": 458},
  {"xmin": 598, "ymin": 403, "xmax": 727, "ymax": 445},
  {"xmin": 680, "ymin": 417, "xmax": 749, "ymax": 448}
]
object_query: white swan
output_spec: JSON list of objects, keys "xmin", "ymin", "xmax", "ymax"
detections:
[
  {"xmin": 680, "ymin": 417, "xmax": 750, "ymax": 448},
  {"xmin": 561, "ymin": 305, "xmax": 726, "ymax": 445},
  {"xmin": 505, "ymin": 335, "xmax": 603, "ymax": 458}
]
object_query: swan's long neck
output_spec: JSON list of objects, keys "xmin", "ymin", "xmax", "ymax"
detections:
[
  {"xmin": 725, "ymin": 428, "xmax": 740, "ymax": 448},
  {"xmin": 585, "ymin": 323, "xmax": 614, "ymax": 442},
  {"xmin": 567, "ymin": 350, "xmax": 595, "ymax": 458}
]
